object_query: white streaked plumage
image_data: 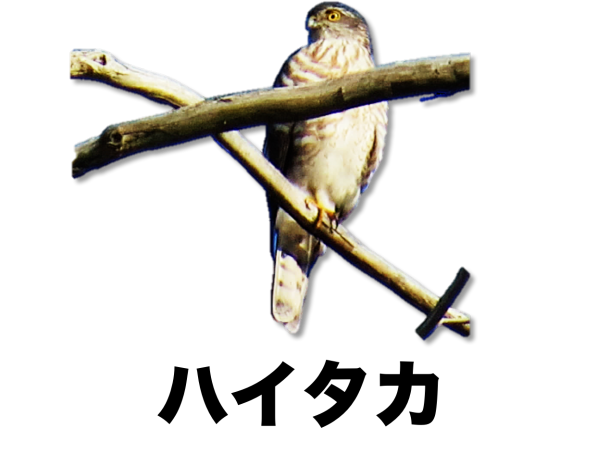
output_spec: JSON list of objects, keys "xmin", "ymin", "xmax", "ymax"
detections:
[{"xmin": 264, "ymin": 2, "xmax": 388, "ymax": 333}]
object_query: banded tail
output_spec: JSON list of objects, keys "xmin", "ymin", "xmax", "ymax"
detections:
[{"xmin": 271, "ymin": 209, "xmax": 323, "ymax": 333}]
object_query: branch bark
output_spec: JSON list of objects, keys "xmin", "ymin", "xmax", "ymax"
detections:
[
  {"xmin": 69, "ymin": 49, "xmax": 470, "ymax": 336},
  {"xmin": 71, "ymin": 48, "xmax": 470, "ymax": 178}
]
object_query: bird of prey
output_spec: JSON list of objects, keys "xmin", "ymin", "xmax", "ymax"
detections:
[{"xmin": 264, "ymin": 2, "xmax": 388, "ymax": 333}]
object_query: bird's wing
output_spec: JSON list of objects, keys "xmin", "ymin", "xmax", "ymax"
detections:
[
  {"xmin": 358, "ymin": 101, "xmax": 389, "ymax": 193},
  {"xmin": 263, "ymin": 55, "xmax": 301, "ymax": 257}
]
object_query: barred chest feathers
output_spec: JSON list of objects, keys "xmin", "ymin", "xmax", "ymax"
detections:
[
  {"xmin": 281, "ymin": 39, "xmax": 374, "ymax": 85},
  {"xmin": 278, "ymin": 39, "xmax": 388, "ymax": 219}
]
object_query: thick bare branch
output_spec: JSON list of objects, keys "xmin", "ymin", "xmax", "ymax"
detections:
[
  {"xmin": 72, "ymin": 51, "xmax": 469, "ymax": 177},
  {"xmin": 70, "ymin": 49, "xmax": 471, "ymax": 336}
]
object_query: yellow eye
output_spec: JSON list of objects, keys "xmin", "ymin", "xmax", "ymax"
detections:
[{"xmin": 327, "ymin": 10, "xmax": 341, "ymax": 22}]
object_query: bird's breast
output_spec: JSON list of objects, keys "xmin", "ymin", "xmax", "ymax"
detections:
[
  {"xmin": 279, "ymin": 39, "xmax": 387, "ymax": 217},
  {"xmin": 280, "ymin": 39, "xmax": 374, "ymax": 86}
]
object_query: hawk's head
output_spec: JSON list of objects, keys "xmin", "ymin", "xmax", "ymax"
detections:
[{"xmin": 306, "ymin": 2, "xmax": 372, "ymax": 53}]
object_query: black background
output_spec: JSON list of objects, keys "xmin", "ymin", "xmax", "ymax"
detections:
[{"xmin": 65, "ymin": 2, "xmax": 474, "ymax": 372}]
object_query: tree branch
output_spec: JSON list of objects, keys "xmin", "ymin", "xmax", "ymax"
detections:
[
  {"xmin": 70, "ymin": 49, "xmax": 471, "ymax": 336},
  {"xmin": 416, "ymin": 268, "xmax": 470, "ymax": 340},
  {"xmin": 72, "ymin": 51, "xmax": 469, "ymax": 178}
]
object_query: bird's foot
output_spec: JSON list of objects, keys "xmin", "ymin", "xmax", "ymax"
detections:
[{"xmin": 305, "ymin": 197, "xmax": 337, "ymax": 231}]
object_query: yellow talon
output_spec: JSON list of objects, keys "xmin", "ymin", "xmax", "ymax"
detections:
[{"xmin": 305, "ymin": 197, "xmax": 337, "ymax": 230}]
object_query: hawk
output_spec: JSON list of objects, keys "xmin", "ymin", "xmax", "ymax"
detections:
[{"xmin": 264, "ymin": 2, "xmax": 388, "ymax": 333}]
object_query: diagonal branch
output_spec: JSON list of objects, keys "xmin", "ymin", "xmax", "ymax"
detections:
[{"xmin": 71, "ymin": 49, "xmax": 471, "ymax": 336}]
